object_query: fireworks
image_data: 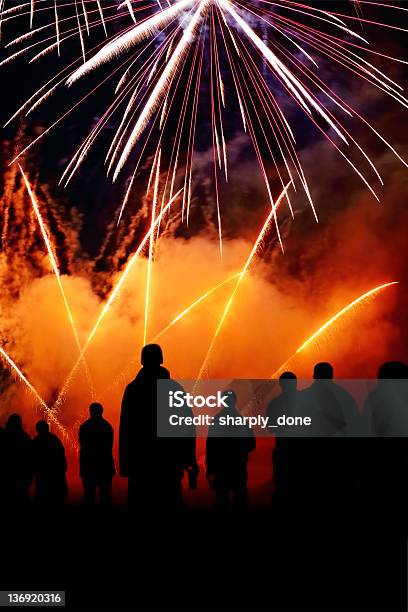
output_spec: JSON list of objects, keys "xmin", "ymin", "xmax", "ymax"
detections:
[
  {"xmin": 52, "ymin": 186, "xmax": 183, "ymax": 410},
  {"xmin": 18, "ymin": 165, "xmax": 94, "ymax": 393},
  {"xmin": 153, "ymin": 272, "xmax": 241, "ymax": 341},
  {"xmin": 144, "ymin": 147, "xmax": 161, "ymax": 345},
  {"xmin": 196, "ymin": 181, "xmax": 291, "ymax": 382},
  {"xmin": 0, "ymin": 2, "xmax": 406, "ymax": 435},
  {"xmin": 0, "ymin": 344, "xmax": 67, "ymax": 436},
  {"xmin": 103, "ymin": 271, "xmax": 242, "ymax": 395},
  {"xmin": 2, "ymin": 1, "xmax": 408, "ymax": 247},
  {"xmin": 238, "ymin": 280, "xmax": 399, "ymax": 417},
  {"xmin": 271, "ymin": 281, "xmax": 399, "ymax": 378}
]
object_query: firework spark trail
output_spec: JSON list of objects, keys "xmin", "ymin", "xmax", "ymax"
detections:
[
  {"xmin": 184, "ymin": 29, "xmax": 205, "ymax": 221},
  {"xmin": 152, "ymin": 272, "xmax": 241, "ymax": 342},
  {"xmin": 19, "ymin": 165, "xmax": 95, "ymax": 397},
  {"xmin": 219, "ymin": 25, "xmax": 297, "ymax": 247},
  {"xmin": 95, "ymin": 0, "xmax": 106, "ymax": 36},
  {"xmin": 271, "ymin": 281, "xmax": 399, "ymax": 378},
  {"xmin": 105, "ymin": 28, "xmax": 187, "ymax": 215},
  {"xmin": 2, "ymin": 11, "xmax": 126, "ymax": 128},
  {"xmin": 66, "ymin": 0, "xmax": 195, "ymax": 84},
  {"xmin": 53, "ymin": 187, "xmax": 184, "ymax": 410},
  {"xmin": 54, "ymin": 0, "xmax": 60, "ymax": 55},
  {"xmin": 2, "ymin": 7, "xmax": 129, "ymax": 65},
  {"xmin": 158, "ymin": 25, "xmax": 204, "ymax": 224},
  {"xmin": 0, "ymin": 344, "xmax": 67, "ymax": 435},
  {"xmin": 5, "ymin": 31, "xmax": 142, "ymax": 169},
  {"xmin": 154, "ymin": 26, "xmax": 204, "ymax": 227},
  {"xmin": 60, "ymin": 15, "xmax": 193, "ymax": 191},
  {"xmin": 121, "ymin": 0, "xmax": 137, "ymax": 24},
  {"xmin": 101, "ymin": 271, "xmax": 242, "ymax": 396},
  {"xmin": 196, "ymin": 182, "xmax": 292, "ymax": 383},
  {"xmin": 19, "ymin": 165, "xmax": 80, "ymax": 346},
  {"xmin": 144, "ymin": 147, "xmax": 161, "ymax": 345},
  {"xmin": 112, "ymin": 0, "xmax": 211, "ymax": 181},
  {"xmin": 60, "ymin": 29, "xmax": 174, "ymax": 187},
  {"xmin": 220, "ymin": 0, "xmax": 349, "ymax": 144},
  {"xmin": 1, "ymin": 5, "xmax": 129, "ymax": 68},
  {"xmin": 210, "ymin": 8, "xmax": 223, "ymax": 256}
]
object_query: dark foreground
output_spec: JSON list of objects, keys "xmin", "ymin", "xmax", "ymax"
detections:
[{"xmin": 1, "ymin": 504, "xmax": 406, "ymax": 612}]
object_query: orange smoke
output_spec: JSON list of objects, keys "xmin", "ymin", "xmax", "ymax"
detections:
[{"xmin": 0, "ymin": 155, "xmax": 404, "ymax": 437}]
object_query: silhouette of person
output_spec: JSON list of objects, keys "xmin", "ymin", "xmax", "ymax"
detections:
[
  {"xmin": 365, "ymin": 361, "xmax": 408, "ymax": 437},
  {"xmin": 79, "ymin": 403, "xmax": 115, "ymax": 507},
  {"xmin": 301, "ymin": 362, "xmax": 358, "ymax": 436},
  {"xmin": 32, "ymin": 420, "xmax": 67, "ymax": 507},
  {"xmin": 206, "ymin": 391, "xmax": 256, "ymax": 508},
  {"xmin": 299, "ymin": 362, "xmax": 359, "ymax": 508},
  {"xmin": 120, "ymin": 344, "xmax": 197, "ymax": 508},
  {"xmin": 156, "ymin": 378, "xmax": 199, "ymax": 507},
  {"xmin": 361, "ymin": 361, "xmax": 408, "ymax": 516},
  {"xmin": 267, "ymin": 372, "xmax": 303, "ymax": 502},
  {"xmin": 267, "ymin": 372, "xmax": 299, "ymax": 435},
  {"xmin": 3, "ymin": 414, "xmax": 33, "ymax": 507}
]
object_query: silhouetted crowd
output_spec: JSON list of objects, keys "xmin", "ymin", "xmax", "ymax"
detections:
[{"xmin": 1, "ymin": 344, "xmax": 408, "ymax": 514}]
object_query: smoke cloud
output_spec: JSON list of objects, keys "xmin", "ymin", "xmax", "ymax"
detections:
[{"xmin": 0, "ymin": 151, "xmax": 405, "ymax": 438}]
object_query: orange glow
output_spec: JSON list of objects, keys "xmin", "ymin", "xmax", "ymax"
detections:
[
  {"xmin": 0, "ymin": 168, "xmax": 403, "ymax": 438},
  {"xmin": 272, "ymin": 282, "xmax": 399, "ymax": 378}
]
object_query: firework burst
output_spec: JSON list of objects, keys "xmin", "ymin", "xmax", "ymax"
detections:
[
  {"xmin": 0, "ymin": 2, "xmax": 406, "ymax": 430},
  {"xmin": 1, "ymin": 0, "xmax": 408, "ymax": 249},
  {"xmin": 271, "ymin": 281, "xmax": 400, "ymax": 378}
]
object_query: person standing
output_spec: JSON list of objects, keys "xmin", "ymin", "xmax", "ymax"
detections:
[
  {"xmin": 206, "ymin": 391, "xmax": 256, "ymax": 508},
  {"xmin": 3, "ymin": 414, "xmax": 33, "ymax": 508},
  {"xmin": 267, "ymin": 372, "xmax": 303, "ymax": 504},
  {"xmin": 32, "ymin": 420, "xmax": 68, "ymax": 507},
  {"xmin": 299, "ymin": 362, "xmax": 359, "ymax": 510},
  {"xmin": 120, "ymin": 344, "xmax": 197, "ymax": 508},
  {"xmin": 79, "ymin": 403, "xmax": 115, "ymax": 507}
]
